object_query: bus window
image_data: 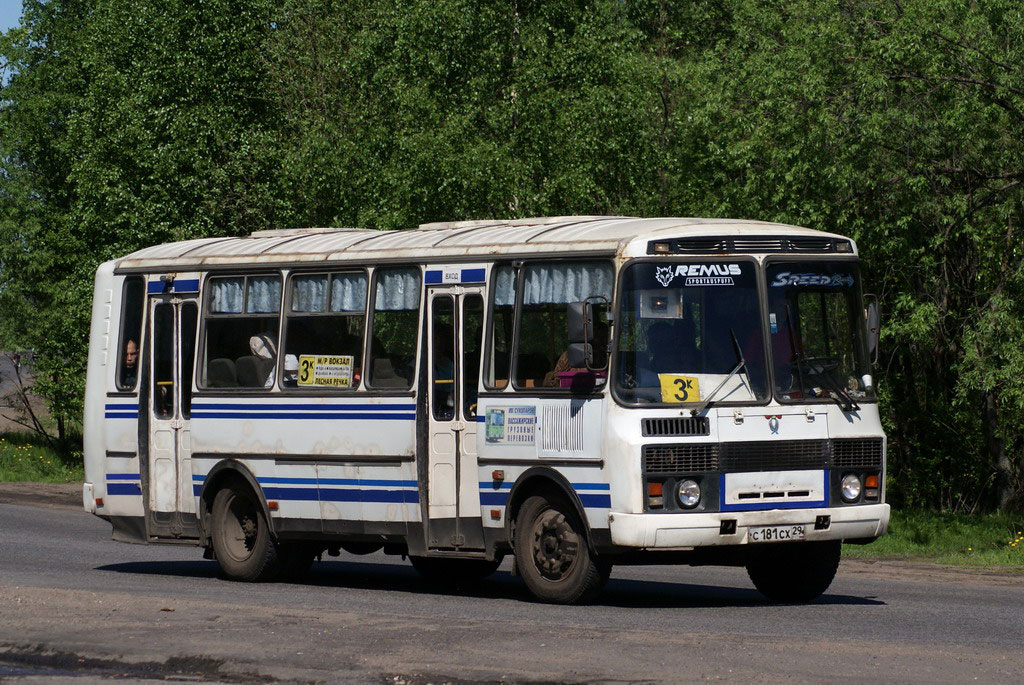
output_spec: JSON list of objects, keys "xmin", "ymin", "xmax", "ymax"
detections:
[
  {"xmin": 282, "ymin": 272, "xmax": 367, "ymax": 389},
  {"xmin": 486, "ymin": 265, "xmax": 515, "ymax": 389},
  {"xmin": 513, "ymin": 261, "xmax": 612, "ymax": 389},
  {"xmin": 367, "ymin": 267, "xmax": 421, "ymax": 389},
  {"xmin": 462, "ymin": 294, "xmax": 484, "ymax": 417},
  {"xmin": 181, "ymin": 302, "xmax": 198, "ymax": 417},
  {"xmin": 431, "ymin": 296, "xmax": 456, "ymax": 420},
  {"xmin": 116, "ymin": 276, "xmax": 145, "ymax": 391},
  {"xmin": 153, "ymin": 303, "xmax": 175, "ymax": 418},
  {"xmin": 202, "ymin": 274, "xmax": 282, "ymax": 389}
]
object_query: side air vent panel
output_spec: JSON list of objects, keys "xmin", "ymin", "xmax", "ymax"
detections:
[{"xmin": 641, "ymin": 416, "xmax": 710, "ymax": 437}]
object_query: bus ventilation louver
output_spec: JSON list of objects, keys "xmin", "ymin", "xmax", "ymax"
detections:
[
  {"xmin": 642, "ymin": 438, "xmax": 882, "ymax": 474},
  {"xmin": 641, "ymin": 416, "xmax": 710, "ymax": 437},
  {"xmin": 642, "ymin": 443, "xmax": 719, "ymax": 473},
  {"xmin": 832, "ymin": 437, "xmax": 884, "ymax": 468},
  {"xmin": 647, "ymin": 236, "xmax": 850, "ymax": 254}
]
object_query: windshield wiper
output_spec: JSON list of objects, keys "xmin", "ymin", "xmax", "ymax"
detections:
[
  {"xmin": 817, "ymin": 365, "xmax": 860, "ymax": 413},
  {"xmin": 690, "ymin": 329, "xmax": 746, "ymax": 416}
]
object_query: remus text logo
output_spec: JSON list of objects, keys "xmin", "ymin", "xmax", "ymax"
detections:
[{"xmin": 656, "ymin": 264, "xmax": 742, "ymax": 287}]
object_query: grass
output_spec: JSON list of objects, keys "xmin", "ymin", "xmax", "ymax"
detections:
[
  {"xmin": 0, "ymin": 432, "xmax": 83, "ymax": 483},
  {"xmin": 844, "ymin": 509, "xmax": 1024, "ymax": 569}
]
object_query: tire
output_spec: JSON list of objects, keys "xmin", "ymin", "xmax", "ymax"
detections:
[
  {"xmin": 745, "ymin": 540, "xmax": 841, "ymax": 603},
  {"xmin": 210, "ymin": 482, "xmax": 281, "ymax": 582},
  {"xmin": 409, "ymin": 555, "xmax": 502, "ymax": 582},
  {"xmin": 513, "ymin": 495, "xmax": 610, "ymax": 604}
]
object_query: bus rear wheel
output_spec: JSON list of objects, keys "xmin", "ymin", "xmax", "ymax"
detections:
[
  {"xmin": 745, "ymin": 540, "xmax": 841, "ymax": 602},
  {"xmin": 210, "ymin": 482, "xmax": 280, "ymax": 582},
  {"xmin": 514, "ymin": 495, "xmax": 609, "ymax": 604}
]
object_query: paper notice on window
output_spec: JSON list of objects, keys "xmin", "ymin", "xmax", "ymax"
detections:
[{"xmin": 298, "ymin": 355, "xmax": 354, "ymax": 388}]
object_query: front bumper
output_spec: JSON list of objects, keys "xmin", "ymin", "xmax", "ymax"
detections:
[{"xmin": 608, "ymin": 503, "xmax": 889, "ymax": 549}]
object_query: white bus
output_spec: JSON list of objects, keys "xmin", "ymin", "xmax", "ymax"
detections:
[{"xmin": 83, "ymin": 216, "xmax": 888, "ymax": 604}]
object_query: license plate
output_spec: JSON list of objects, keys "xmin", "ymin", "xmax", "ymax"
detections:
[{"xmin": 749, "ymin": 524, "xmax": 806, "ymax": 543}]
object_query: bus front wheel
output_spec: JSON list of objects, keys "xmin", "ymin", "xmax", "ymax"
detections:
[
  {"xmin": 745, "ymin": 540, "xmax": 841, "ymax": 602},
  {"xmin": 210, "ymin": 482, "xmax": 280, "ymax": 582},
  {"xmin": 514, "ymin": 495, "xmax": 609, "ymax": 604}
]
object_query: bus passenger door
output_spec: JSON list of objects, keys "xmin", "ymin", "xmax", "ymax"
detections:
[
  {"xmin": 425, "ymin": 286, "xmax": 486, "ymax": 551},
  {"xmin": 145, "ymin": 294, "xmax": 199, "ymax": 538}
]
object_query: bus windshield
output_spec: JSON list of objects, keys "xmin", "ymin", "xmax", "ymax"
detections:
[
  {"xmin": 615, "ymin": 261, "xmax": 769, "ymax": 405},
  {"xmin": 765, "ymin": 260, "xmax": 875, "ymax": 403}
]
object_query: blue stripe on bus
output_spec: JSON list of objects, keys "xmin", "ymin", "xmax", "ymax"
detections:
[
  {"xmin": 256, "ymin": 477, "xmax": 417, "ymax": 487},
  {"xmin": 107, "ymin": 473, "xmax": 140, "ymax": 480},
  {"xmin": 478, "ymin": 483, "xmax": 611, "ymax": 509},
  {"xmin": 261, "ymin": 486, "xmax": 419, "ymax": 504},
  {"xmin": 147, "ymin": 279, "xmax": 199, "ymax": 294},
  {"xmin": 478, "ymin": 481, "xmax": 609, "ymax": 491},
  {"xmin": 461, "ymin": 268, "xmax": 486, "ymax": 283},
  {"xmin": 105, "ymin": 403, "xmax": 139, "ymax": 409},
  {"xmin": 190, "ymin": 412, "xmax": 415, "ymax": 420},
  {"xmin": 107, "ymin": 483, "xmax": 142, "ymax": 496},
  {"xmin": 578, "ymin": 493, "xmax": 612, "ymax": 508},
  {"xmin": 105, "ymin": 413, "xmax": 139, "ymax": 419}
]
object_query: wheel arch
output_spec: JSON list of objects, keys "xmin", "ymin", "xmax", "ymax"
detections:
[
  {"xmin": 198, "ymin": 460, "xmax": 274, "ymax": 544},
  {"xmin": 504, "ymin": 467, "xmax": 595, "ymax": 555}
]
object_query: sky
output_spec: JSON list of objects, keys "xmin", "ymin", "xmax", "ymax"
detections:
[{"xmin": 0, "ymin": 0, "xmax": 23, "ymax": 34}]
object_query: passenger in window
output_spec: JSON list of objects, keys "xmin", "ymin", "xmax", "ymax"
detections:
[
  {"xmin": 122, "ymin": 339, "xmax": 139, "ymax": 388},
  {"xmin": 283, "ymin": 354, "xmax": 299, "ymax": 387},
  {"xmin": 245, "ymin": 332, "xmax": 277, "ymax": 388},
  {"xmin": 542, "ymin": 322, "xmax": 609, "ymax": 388}
]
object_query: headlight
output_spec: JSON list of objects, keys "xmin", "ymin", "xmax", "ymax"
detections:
[
  {"xmin": 841, "ymin": 473, "xmax": 862, "ymax": 502},
  {"xmin": 677, "ymin": 479, "xmax": 701, "ymax": 508}
]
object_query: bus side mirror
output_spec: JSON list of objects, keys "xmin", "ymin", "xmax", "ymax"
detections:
[
  {"xmin": 865, "ymin": 295, "xmax": 880, "ymax": 366},
  {"xmin": 568, "ymin": 301, "xmax": 594, "ymax": 368}
]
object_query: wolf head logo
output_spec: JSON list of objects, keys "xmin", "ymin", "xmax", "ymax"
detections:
[{"xmin": 655, "ymin": 266, "xmax": 676, "ymax": 287}]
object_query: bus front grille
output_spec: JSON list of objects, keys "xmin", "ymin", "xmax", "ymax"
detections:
[
  {"xmin": 642, "ymin": 444, "xmax": 719, "ymax": 473},
  {"xmin": 642, "ymin": 438, "xmax": 883, "ymax": 474}
]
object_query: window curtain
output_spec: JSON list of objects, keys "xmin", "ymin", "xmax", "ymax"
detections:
[
  {"xmin": 522, "ymin": 262, "xmax": 613, "ymax": 305},
  {"xmin": 494, "ymin": 266, "xmax": 515, "ymax": 307},
  {"xmin": 292, "ymin": 275, "xmax": 327, "ymax": 312},
  {"xmin": 210, "ymin": 278, "xmax": 243, "ymax": 313},
  {"xmin": 331, "ymin": 273, "xmax": 367, "ymax": 312},
  {"xmin": 247, "ymin": 276, "xmax": 281, "ymax": 313},
  {"xmin": 374, "ymin": 268, "xmax": 420, "ymax": 311}
]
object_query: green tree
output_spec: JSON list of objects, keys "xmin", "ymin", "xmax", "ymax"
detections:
[{"xmin": 0, "ymin": 0, "xmax": 285, "ymax": 450}]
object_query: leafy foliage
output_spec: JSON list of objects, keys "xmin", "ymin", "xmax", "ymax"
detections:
[{"xmin": 3, "ymin": 0, "xmax": 1024, "ymax": 510}]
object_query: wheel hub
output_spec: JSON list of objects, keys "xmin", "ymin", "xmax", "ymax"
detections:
[{"xmin": 531, "ymin": 510, "xmax": 579, "ymax": 580}]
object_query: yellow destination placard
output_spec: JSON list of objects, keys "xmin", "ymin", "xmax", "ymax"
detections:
[
  {"xmin": 659, "ymin": 374, "xmax": 701, "ymax": 403},
  {"xmin": 298, "ymin": 355, "xmax": 354, "ymax": 387}
]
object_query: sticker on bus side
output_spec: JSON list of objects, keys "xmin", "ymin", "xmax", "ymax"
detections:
[
  {"xmin": 485, "ymin": 406, "xmax": 536, "ymax": 445},
  {"xmin": 297, "ymin": 355, "xmax": 354, "ymax": 388},
  {"xmin": 659, "ymin": 374, "xmax": 701, "ymax": 403}
]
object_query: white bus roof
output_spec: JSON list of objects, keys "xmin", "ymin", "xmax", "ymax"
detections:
[{"xmin": 113, "ymin": 216, "xmax": 855, "ymax": 270}]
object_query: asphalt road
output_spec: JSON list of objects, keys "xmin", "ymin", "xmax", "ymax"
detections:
[{"xmin": 2, "ymin": 500, "xmax": 1023, "ymax": 683}]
